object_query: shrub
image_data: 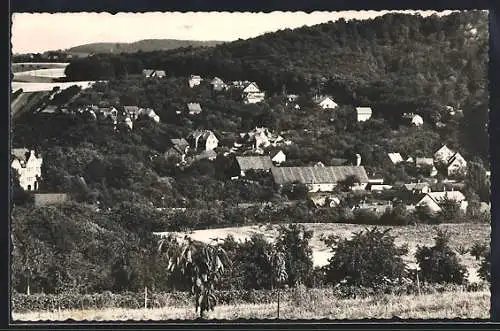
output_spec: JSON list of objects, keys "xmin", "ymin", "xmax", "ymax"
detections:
[
  {"xmin": 470, "ymin": 242, "xmax": 490, "ymax": 282},
  {"xmin": 323, "ymin": 227, "xmax": 408, "ymax": 288},
  {"xmin": 415, "ymin": 230, "xmax": 468, "ymax": 285}
]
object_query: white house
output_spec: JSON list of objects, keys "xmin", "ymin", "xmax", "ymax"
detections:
[
  {"xmin": 188, "ymin": 75, "xmax": 203, "ymax": 88},
  {"xmin": 411, "ymin": 114, "xmax": 424, "ymax": 127},
  {"xmin": 271, "ymin": 150, "xmax": 286, "ymax": 165},
  {"xmin": 416, "ymin": 190, "xmax": 467, "ymax": 213},
  {"xmin": 314, "ymin": 96, "xmax": 338, "ymax": 110},
  {"xmin": 447, "ymin": 152, "xmax": 468, "ymax": 177},
  {"xmin": 356, "ymin": 107, "xmax": 372, "ymax": 122},
  {"xmin": 242, "ymin": 82, "xmax": 261, "ymax": 94},
  {"xmin": 11, "ymin": 148, "xmax": 43, "ymax": 191},
  {"xmin": 434, "ymin": 145, "xmax": 455, "ymax": 165},
  {"xmin": 187, "ymin": 103, "xmax": 203, "ymax": 115},
  {"xmin": 244, "ymin": 92, "xmax": 265, "ymax": 104},
  {"xmin": 210, "ymin": 77, "xmax": 227, "ymax": 91}
]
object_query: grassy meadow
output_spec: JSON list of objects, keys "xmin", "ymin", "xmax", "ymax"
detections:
[{"xmin": 12, "ymin": 290, "xmax": 490, "ymax": 321}]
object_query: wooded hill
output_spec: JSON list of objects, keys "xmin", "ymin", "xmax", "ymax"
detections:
[{"xmin": 66, "ymin": 39, "xmax": 225, "ymax": 54}]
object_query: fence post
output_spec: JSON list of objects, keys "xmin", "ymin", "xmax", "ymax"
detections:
[
  {"xmin": 416, "ymin": 268, "xmax": 421, "ymax": 296},
  {"xmin": 277, "ymin": 289, "xmax": 280, "ymax": 319},
  {"xmin": 144, "ymin": 286, "xmax": 148, "ymax": 309}
]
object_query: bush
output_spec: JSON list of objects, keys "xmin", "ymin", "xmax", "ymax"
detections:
[
  {"xmin": 470, "ymin": 242, "xmax": 490, "ymax": 282},
  {"xmin": 415, "ymin": 230, "xmax": 468, "ymax": 285},
  {"xmin": 323, "ymin": 227, "xmax": 409, "ymax": 288}
]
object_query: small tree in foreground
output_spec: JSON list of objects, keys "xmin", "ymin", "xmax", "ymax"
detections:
[
  {"xmin": 415, "ymin": 230, "xmax": 468, "ymax": 285},
  {"xmin": 159, "ymin": 236, "xmax": 231, "ymax": 318},
  {"xmin": 470, "ymin": 242, "xmax": 490, "ymax": 282},
  {"xmin": 323, "ymin": 227, "xmax": 408, "ymax": 288}
]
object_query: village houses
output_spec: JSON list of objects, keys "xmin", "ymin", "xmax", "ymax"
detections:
[
  {"xmin": 403, "ymin": 113, "xmax": 424, "ymax": 127},
  {"xmin": 11, "ymin": 148, "xmax": 43, "ymax": 191},
  {"xmin": 387, "ymin": 152, "xmax": 404, "ymax": 165},
  {"xmin": 355, "ymin": 107, "xmax": 372, "ymax": 122},
  {"xmin": 433, "ymin": 145, "xmax": 468, "ymax": 177},
  {"xmin": 188, "ymin": 75, "xmax": 203, "ymax": 88}
]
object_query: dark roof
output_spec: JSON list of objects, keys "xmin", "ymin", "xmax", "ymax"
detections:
[
  {"xmin": 236, "ymin": 156, "xmax": 273, "ymax": 171},
  {"xmin": 12, "ymin": 148, "xmax": 29, "ymax": 161},
  {"xmin": 271, "ymin": 166, "xmax": 369, "ymax": 185}
]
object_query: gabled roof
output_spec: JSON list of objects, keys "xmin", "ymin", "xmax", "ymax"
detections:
[
  {"xmin": 243, "ymin": 82, "xmax": 261, "ymax": 93},
  {"xmin": 447, "ymin": 152, "xmax": 467, "ymax": 166},
  {"xmin": 271, "ymin": 166, "xmax": 369, "ymax": 185},
  {"xmin": 388, "ymin": 153, "xmax": 404, "ymax": 164},
  {"xmin": 426, "ymin": 191, "xmax": 466, "ymax": 203},
  {"xmin": 236, "ymin": 156, "xmax": 273, "ymax": 171},
  {"xmin": 270, "ymin": 149, "xmax": 285, "ymax": 158},
  {"xmin": 434, "ymin": 144, "xmax": 454, "ymax": 157}
]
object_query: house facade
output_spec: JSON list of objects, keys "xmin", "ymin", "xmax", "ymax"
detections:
[
  {"xmin": 447, "ymin": 152, "xmax": 468, "ymax": 177},
  {"xmin": 434, "ymin": 145, "xmax": 455, "ymax": 165},
  {"xmin": 188, "ymin": 75, "xmax": 203, "ymax": 88},
  {"xmin": 356, "ymin": 107, "xmax": 372, "ymax": 122},
  {"xmin": 11, "ymin": 148, "xmax": 43, "ymax": 191}
]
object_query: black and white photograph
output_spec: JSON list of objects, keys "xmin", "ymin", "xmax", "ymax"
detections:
[{"xmin": 10, "ymin": 10, "xmax": 490, "ymax": 321}]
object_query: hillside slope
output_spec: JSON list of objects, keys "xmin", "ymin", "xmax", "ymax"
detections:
[{"xmin": 66, "ymin": 39, "xmax": 225, "ymax": 54}]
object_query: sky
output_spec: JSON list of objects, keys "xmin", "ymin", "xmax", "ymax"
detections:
[{"xmin": 12, "ymin": 10, "xmax": 458, "ymax": 54}]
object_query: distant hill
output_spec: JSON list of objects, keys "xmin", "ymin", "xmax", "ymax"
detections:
[{"xmin": 66, "ymin": 39, "xmax": 225, "ymax": 54}]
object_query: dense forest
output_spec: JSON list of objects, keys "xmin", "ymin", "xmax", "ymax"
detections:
[{"xmin": 11, "ymin": 11, "xmax": 490, "ymax": 295}]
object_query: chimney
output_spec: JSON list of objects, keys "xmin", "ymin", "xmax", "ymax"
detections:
[{"xmin": 355, "ymin": 154, "xmax": 362, "ymax": 166}]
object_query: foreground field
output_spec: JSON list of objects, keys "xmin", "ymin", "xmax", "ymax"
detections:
[
  {"xmin": 13, "ymin": 290, "xmax": 490, "ymax": 320},
  {"xmin": 156, "ymin": 222, "xmax": 490, "ymax": 283}
]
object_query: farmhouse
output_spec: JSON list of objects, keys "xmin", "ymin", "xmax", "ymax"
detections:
[
  {"xmin": 11, "ymin": 148, "xmax": 43, "ymax": 191},
  {"xmin": 242, "ymin": 82, "xmax": 265, "ymax": 104},
  {"xmin": 355, "ymin": 107, "xmax": 372, "ymax": 122},
  {"xmin": 235, "ymin": 155, "xmax": 274, "ymax": 177},
  {"xmin": 416, "ymin": 190, "xmax": 467, "ymax": 213},
  {"xmin": 188, "ymin": 130, "xmax": 219, "ymax": 152},
  {"xmin": 242, "ymin": 82, "xmax": 261, "ymax": 94},
  {"xmin": 314, "ymin": 96, "xmax": 338, "ymax": 110},
  {"xmin": 271, "ymin": 166, "xmax": 369, "ymax": 192},
  {"xmin": 188, "ymin": 75, "xmax": 203, "ymax": 88},
  {"xmin": 187, "ymin": 102, "xmax": 203, "ymax": 115}
]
